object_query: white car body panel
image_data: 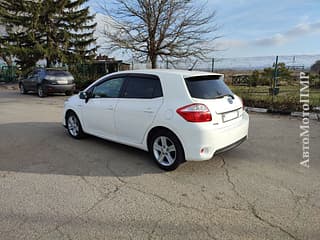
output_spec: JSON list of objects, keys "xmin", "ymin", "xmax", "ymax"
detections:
[
  {"xmin": 115, "ymin": 97, "xmax": 163, "ymax": 144},
  {"xmin": 81, "ymin": 98, "xmax": 118, "ymax": 139}
]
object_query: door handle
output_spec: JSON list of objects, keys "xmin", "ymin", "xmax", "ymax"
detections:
[
  {"xmin": 106, "ymin": 106, "xmax": 114, "ymax": 110},
  {"xmin": 143, "ymin": 108, "xmax": 154, "ymax": 113}
]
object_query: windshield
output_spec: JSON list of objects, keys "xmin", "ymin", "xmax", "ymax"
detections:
[{"xmin": 185, "ymin": 75, "xmax": 233, "ymax": 99}]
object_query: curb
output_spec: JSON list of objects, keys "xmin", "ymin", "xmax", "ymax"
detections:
[
  {"xmin": 244, "ymin": 107, "xmax": 268, "ymax": 113},
  {"xmin": 245, "ymin": 107, "xmax": 320, "ymax": 121},
  {"xmin": 291, "ymin": 112, "xmax": 320, "ymax": 121}
]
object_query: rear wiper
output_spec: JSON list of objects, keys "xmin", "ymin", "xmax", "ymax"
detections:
[{"xmin": 214, "ymin": 94, "xmax": 234, "ymax": 99}]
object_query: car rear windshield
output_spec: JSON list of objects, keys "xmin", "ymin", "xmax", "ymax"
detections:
[
  {"xmin": 46, "ymin": 70, "xmax": 72, "ymax": 77},
  {"xmin": 185, "ymin": 75, "xmax": 233, "ymax": 99}
]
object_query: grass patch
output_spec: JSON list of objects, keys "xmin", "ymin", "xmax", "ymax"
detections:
[{"xmin": 230, "ymin": 85, "xmax": 320, "ymax": 112}]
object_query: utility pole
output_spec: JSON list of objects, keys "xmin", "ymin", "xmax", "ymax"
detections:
[
  {"xmin": 273, "ymin": 55, "xmax": 279, "ymax": 89},
  {"xmin": 211, "ymin": 58, "xmax": 215, "ymax": 72},
  {"xmin": 271, "ymin": 55, "xmax": 279, "ymax": 110}
]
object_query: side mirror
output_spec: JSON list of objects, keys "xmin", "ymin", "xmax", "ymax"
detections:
[{"xmin": 79, "ymin": 91, "xmax": 88, "ymax": 100}]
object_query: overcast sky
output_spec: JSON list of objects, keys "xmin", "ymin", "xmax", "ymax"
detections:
[{"xmin": 88, "ymin": 0, "xmax": 320, "ymax": 58}]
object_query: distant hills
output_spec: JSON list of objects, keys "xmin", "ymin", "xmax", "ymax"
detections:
[{"xmin": 212, "ymin": 55, "xmax": 320, "ymax": 70}]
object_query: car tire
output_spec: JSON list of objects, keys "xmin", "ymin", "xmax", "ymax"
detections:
[
  {"xmin": 65, "ymin": 90, "xmax": 73, "ymax": 96},
  {"xmin": 149, "ymin": 130, "xmax": 185, "ymax": 171},
  {"xmin": 19, "ymin": 83, "xmax": 27, "ymax": 94},
  {"xmin": 66, "ymin": 112, "xmax": 85, "ymax": 139},
  {"xmin": 37, "ymin": 85, "xmax": 47, "ymax": 98}
]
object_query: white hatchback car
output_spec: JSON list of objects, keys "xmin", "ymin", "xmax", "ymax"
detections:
[{"xmin": 63, "ymin": 69, "xmax": 249, "ymax": 170}]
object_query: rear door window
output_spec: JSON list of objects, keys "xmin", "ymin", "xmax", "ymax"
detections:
[
  {"xmin": 185, "ymin": 75, "xmax": 233, "ymax": 99},
  {"xmin": 123, "ymin": 76, "xmax": 163, "ymax": 99}
]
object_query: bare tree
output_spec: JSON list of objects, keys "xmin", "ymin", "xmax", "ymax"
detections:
[{"xmin": 102, "ymin": 0, "xmax": 219, "ymax": 68}]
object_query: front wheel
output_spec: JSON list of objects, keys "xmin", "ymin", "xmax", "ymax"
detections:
[
  {"xmin": 66, "ymin": 112, "xmax": 85, "ymax": 139},
  {"xmin": 149, "ymin": 130, "xmax": 185, "ymax": 171},
  {"xmin": 37, "ymin": 85, "xmax": 47, "ymax": 98}
]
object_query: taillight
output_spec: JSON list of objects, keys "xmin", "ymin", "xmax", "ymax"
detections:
[{"xmin": 176, "ymin": 103, "xmax": 212, "ymax": 122}]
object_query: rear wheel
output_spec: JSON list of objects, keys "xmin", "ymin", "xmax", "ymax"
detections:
[
  {"xmin": 149, "ymin": 130, "xmax": 185, "ymax": 171},
  {"xmin": 37, "ymin": 85, "xmax": 47, "ymax": 98},
  {"xmin": 66, "ymin": 112, "xmax": 85, "ymax": 139},
  {"xmin": 19, "ymin": 83, "xmax": 27, "ymax": 94}
]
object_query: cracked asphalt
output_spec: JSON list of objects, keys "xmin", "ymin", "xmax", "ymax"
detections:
[{"xmin": 0, "ymin": 87, "xmax": 320, "ymax": 240}]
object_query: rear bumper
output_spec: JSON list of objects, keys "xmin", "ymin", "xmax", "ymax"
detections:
[
  {"xmin": 181, "ymin": 112, "xmax": 249, "ymax": 161},
  {"xmin": 215, "ymin": 135, "xmax": 247, "ymax": 154},
  {"xmin": 44, "ymin": 84, "xmax": 75, "ymax": 93}
]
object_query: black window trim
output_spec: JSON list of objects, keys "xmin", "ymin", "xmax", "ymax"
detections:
[
  {"xmin": 87, "ymin": 73, "xmax": 163, "ymax": 99},
  {"xmin": 184, "ymin": 75, "xmax": 223, "ymax": 81}
]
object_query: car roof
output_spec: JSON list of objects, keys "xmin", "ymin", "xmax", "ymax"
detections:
[
  {"xmin": 85, "ymin": 69, "xmax": 224, "ymax": 92},
  {"xmin": 112, "ymin": 69, "xmax": 223, "ymax": 78}
]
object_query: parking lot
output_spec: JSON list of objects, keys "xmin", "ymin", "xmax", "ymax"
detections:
[{"xmin": 0, "ymin": 86, "xmax": 319, "ymax": 240}]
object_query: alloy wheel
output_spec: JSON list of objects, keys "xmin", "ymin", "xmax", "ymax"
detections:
[
  {"xmin": 38, "ymin": 86, "xmax": 44, "ymax": 97},
  {"xmin": 153, "ymin": 136, "xmax": 177, "ymax": 166},
  {"xmin": 67, "ymin": 115, "xmax": 80, "ymax": 137}
]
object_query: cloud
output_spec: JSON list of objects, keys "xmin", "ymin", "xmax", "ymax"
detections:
[
  {"xmin": 253, "ymin": 21, "xmax": 320, "ymax": 46},
  {"xmin": 215, "ymin": 39, "xmax": 248, "ymax": 50},
  {"xmin": 285, "ymin": 21, "xmax": 320, "ymax": 38},
  {"xmin": 254, "ymin": 33, "xmax": 287, "ymax": 46}
]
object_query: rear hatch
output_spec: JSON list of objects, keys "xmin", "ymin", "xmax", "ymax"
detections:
[
  {"xmin": 184, "ymin": 75, "xmax": 243, "ymax": 124},
  {"xmin": 45, "ymin": 70, "xmax": 74, "ymax": 85}
]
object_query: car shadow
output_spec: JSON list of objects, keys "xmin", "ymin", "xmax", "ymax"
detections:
[
  {"xmin": 23, "ymin": 92, "xmax": 70, "ymax": 97},
  {"xmin": 0, "ymin": 122, "xmax": 163, "ymax": 177},
  {"xmin": 0, "ymin": 90, "xmax": 69, "ymax": 100}
]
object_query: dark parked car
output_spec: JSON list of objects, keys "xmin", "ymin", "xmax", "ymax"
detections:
[{"xmin": 19, "ymin": 68, "xmax": 75, "ymax": 97}]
